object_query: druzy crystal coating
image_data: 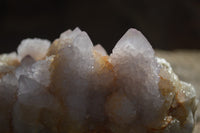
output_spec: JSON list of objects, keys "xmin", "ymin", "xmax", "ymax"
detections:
[{"xmin": 0, "ymin": 28, "xmax": 198, "ymax": 133}]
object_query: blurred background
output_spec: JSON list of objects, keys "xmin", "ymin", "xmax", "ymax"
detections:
[{"xmin": 0, "ymin": 0, "xmax": 200, "ymax": 54}]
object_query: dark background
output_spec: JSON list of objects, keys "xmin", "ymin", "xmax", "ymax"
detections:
[{"xmin": 0, "ymin": 0, "xmax": 200, "ymax": 54}]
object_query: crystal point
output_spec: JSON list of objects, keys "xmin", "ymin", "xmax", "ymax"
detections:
[{"xmin": 0, "ymin": 28, "xmax": 197, "ymax": 133}]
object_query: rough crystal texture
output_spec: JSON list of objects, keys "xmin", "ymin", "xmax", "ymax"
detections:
[
  {"xmin": 17, "ymin": 38, "xmax": 50, "ymax": 61},
  {"xmin": 110, "ymin": 29, "xmax": 163, "ymax": 131},
  {"xmin": 0, "ymin": 28, "xmax": 198, "ymax": 133}
]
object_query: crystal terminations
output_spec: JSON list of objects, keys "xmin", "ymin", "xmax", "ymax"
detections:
[{"xmin": 0, "ymin": 28, "xmax": 198, "ymax": 133}]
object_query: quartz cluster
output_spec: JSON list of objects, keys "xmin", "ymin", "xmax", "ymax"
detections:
[{"xmin": 0, "ymin": 28, "xmax": 198, "ymax": 133}]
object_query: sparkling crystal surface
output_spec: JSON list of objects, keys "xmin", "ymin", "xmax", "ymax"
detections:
[{"xmin": 0, "ymin": 28, "xmax": 197, "ymax": 133}]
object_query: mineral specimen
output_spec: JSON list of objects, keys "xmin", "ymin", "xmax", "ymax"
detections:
[{"xmin": 0, "ymin": 28, "xmax": 198, "ymax": 133}]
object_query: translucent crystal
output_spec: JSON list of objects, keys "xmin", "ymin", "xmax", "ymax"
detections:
[
  {"xmin": 0, "ymin": 27, "xmax": 197, "ymax": 133},
  {"xmin": 17, "ymin": 38, "xmax": 50, "ymax": 61}
]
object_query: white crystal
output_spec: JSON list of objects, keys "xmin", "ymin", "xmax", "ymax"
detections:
[
  {"xmin": 17, "ymin": 38, "xmax": 50, "ymax": 61},
  {"xmin": 94, "ymin": 44, "xmax": 108, "ymax": 56},
  {"xmin": 110, "ymin": 29, "xmax": 163, "ymax": 128},
  {"xmin": 0, "ymin": 27, "xmax": 197, "ymax": 133}
]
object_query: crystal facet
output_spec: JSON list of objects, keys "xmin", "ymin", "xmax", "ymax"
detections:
[{"xmin": 0, "ymin": 28, "xmax": 198, "ymax": 133}]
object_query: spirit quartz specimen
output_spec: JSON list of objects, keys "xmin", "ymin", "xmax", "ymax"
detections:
[{"xmin": 0, "ymin": 28, "xmax": 198, "ymax": 133}]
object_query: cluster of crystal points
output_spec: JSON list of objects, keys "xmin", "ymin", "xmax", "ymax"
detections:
[{"xmin": 0, "ymin": 28, "xmax": 198, "ymax": 133}]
